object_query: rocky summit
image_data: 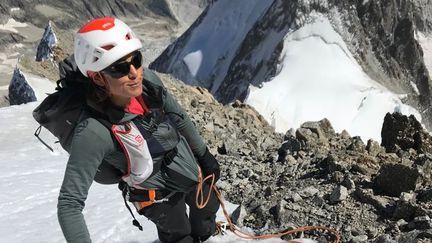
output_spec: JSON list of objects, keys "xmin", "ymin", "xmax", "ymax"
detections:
[{"xmin": 157, "ymin": 72, "xmax": 432, "ymax": 242}]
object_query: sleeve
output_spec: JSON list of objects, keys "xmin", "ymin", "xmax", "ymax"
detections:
[{"xmin": 57, "ymin": 119, "xmax": 114, "ymax": 243}]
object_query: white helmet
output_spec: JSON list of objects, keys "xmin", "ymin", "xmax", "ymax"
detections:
[{"xmin": 74, "ymin": 17, "xmax": 143, "ymax": 77}]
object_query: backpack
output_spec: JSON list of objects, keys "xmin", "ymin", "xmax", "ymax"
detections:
[{"xmin": 32, "ymin": 55, "xmax": 97, "ymax": 152}]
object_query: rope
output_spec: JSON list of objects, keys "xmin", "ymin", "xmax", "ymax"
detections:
[{"xmin": 195, "ymin": 170, "xmax": 341, "ymax": 243}]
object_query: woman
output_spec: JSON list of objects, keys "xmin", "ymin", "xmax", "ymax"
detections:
[{"xmin": 57, "ymin": 17, "xmax": 220, "ymax": 243}]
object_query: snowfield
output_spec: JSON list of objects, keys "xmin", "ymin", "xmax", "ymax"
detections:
[{"xmin": 246, "ymin": 14, "xmax": 421, "ymax": 143}]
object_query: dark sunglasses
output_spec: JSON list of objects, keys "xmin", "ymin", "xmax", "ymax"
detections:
[{"xmin": 102, "ymin": 51, "xmax": 143, "ymax": 78}]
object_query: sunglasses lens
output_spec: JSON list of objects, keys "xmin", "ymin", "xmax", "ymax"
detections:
[{"xmin": 103, "ymin": 51, "xmax": 142, "ymax": 78}]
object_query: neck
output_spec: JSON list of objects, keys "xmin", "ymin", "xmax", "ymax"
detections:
[{"xmin": 111, "ymin": 96, "xmax": 132, "ymax": 108}]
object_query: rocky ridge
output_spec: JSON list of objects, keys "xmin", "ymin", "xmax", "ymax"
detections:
[{"xmin": 158, "ymin": 71, "xmax": 432, "ymax": 242}]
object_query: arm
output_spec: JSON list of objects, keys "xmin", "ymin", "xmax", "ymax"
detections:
[{"xmin": 57, "ymin": 119, "xmax": 114, "ymax": 243}]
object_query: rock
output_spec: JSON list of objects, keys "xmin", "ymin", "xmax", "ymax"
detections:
[
  {"xmin": 412, "ymin": 215, "xmax": 432, "ymax": 230},
  {"xmin": 354, "ymin": 188, "xmax": 393, "ymax": 215},
  {"xmin": 277, "ymin": 136, "xmax": 301, "ymax": 162},
  {"xmin": 418, "ymin": 188, "xmax": 432, "ymax": 202},
  {"xmin": 231, "ymin": 204, "xmax": 248, "ymax": 227},
  {"xmin": 349, "ymin": 234, "xmax": 368, "ymax": 243},
  {"xmin": 296, "ymin": 127, "xmax": 319, "ymax": 146},
  {"xmin": 374, "ymin": 163, "xmax": 420, "ymax": 197},
  {"xmin": 342, "ymin": 176, "xmax": 356, "ymax": 190},
  {"xmin": 347, "ymin": 136, "xmax": 366, "ymax": 153},
  {"xmin": 341, "ymin": 130, "xmax": 351, "ymax": 139},
  {"xmin": 35, "ymin": 21, "xmax": 57, "ymax": 62},
  {"xmin": 381, "ymin": 112, "xmax": 432, "ymax": 154},
  {"xmin": 366, "ymin": 139, "xmax": 385, "ymax": 157},
  {"xmin": 373, "ymin": 234, "xmax": 396, "ymax": 243},
  {"xmin": 392, "ymin": 200, "xmax": 418, "ymax": 221},
  {"xmin": 300, "ymin": 118, "xmax": 336, "ymax": 141},
  {"xmin": 329, "ymin": 185, "xmax": 348, "ymax": 203},
  {"xmin": 8, "ymin": 67, "xmax": 37, "ymax": 105},
  {"xmin": 325, "ymin": 154, "xmax": 350, "ymax": 173},
  {"xmin": 298, "ymin": 186, "xmax": 319, "ymax": 198}
]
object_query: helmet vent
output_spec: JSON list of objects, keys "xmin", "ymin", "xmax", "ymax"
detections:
[
  {"xmin": 101, "ymin": 44, "xmax": 115, "ymax": 51},
  {"xmin": 125, "ymin": 32, "xmax": 131, "ymax": 40}
]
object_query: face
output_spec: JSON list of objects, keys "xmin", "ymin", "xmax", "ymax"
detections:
[{"xmin": 93, "ymin": 51, "xmax": 144, "ymax": 107}]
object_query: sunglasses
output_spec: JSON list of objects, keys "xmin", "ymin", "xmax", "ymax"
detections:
[{"xmin": 102, "ymin": 51, "xmax": 143, "ymax": 78}]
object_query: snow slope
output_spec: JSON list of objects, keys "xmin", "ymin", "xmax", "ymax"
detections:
[
  {"xmin": 0, "ymin": 101, "xmax": 291, "ymax": 242},
  {"xmin": 417, "ymin": 31, "xmax": 432, "ymax": 77},
  {"xmin": 246, "ymin": 15, "xmax": 421, "ymax": 142}
]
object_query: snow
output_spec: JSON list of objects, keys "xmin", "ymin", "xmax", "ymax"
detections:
[
  {"xmin": 0, "ymin": 18, "xmax": 28, "ymax": 33},
  {"xmin": 20, "ymin": 71, "xmax": 56, "ymax": 101},
  {"xmin": 183, "ymin": 50, "xmax": 203, "ymax": 77},
  {"xmin": 171, "ymin": 0, "xmax": 273, "ymax": 88},
  {"xmin": 246, "ymin": 15, "xmax": 420, "ymax": 142},
  {"xmin": 0, "ymin": 103, "xmax": 294, "ymax": 242},
  {"xmin": 417, "ymin": 31, "xmax": 432, "ymax": 77},
  {"xmin": 410, "ymin": 81, "xmax": 420, "ymax": 95}
]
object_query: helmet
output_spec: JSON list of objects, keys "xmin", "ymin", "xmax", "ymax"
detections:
[{"xmin": 74, "ymin": 17, "xmax": 142, "ymax": 77}]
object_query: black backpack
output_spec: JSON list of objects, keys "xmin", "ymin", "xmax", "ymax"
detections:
[{"xmin": 32, "ymin": 55, "xmax": 96, "ymax": 152}]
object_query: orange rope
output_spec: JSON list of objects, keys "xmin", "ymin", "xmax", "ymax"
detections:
[{"xmin": 195, "ymin": 170, "xmax": 341, "ymax": 243}]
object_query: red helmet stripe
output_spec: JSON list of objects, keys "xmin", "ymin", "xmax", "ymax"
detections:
[{"xmin": 78, "ymin": 17, "xmax": 115, "ymax": 33}]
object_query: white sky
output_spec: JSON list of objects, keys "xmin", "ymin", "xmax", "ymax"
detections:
[{"xmin": 246, "ymin": 14, "xmax": 422, "ymax": 143}]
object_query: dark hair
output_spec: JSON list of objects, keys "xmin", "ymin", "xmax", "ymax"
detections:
[{"xmin": 86, "ymin": 75, "xmax": 110, "ymax": 104}]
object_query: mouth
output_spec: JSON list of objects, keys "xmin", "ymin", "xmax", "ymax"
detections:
[{"xmin": 127, "ymin": 82, "xmax": 141, "ymax": 88}]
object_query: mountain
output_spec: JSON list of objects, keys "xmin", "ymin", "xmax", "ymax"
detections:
[
  {"xmin": 0, "ymin": 0, "xmax": 209, "ymax": 107},
  {"xmin": 150, "ymin": 0, "xmax": 432, "ymax": 140},
  {"xmin": 8, "ymin": 67, "xmax": 37, "ymax": 105}
]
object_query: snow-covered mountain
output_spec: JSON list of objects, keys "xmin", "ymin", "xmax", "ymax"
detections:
[{"xmin": 150, "ymin": 0, "xmax": 432, "ymax": 141}]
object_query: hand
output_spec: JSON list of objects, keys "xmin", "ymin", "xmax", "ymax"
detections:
[{"xmin": 197, "ymin": 148, "xmax": 220, "ymax": 183}]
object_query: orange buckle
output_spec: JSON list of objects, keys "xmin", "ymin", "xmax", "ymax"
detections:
[{"xmin": 134, "ymin": 190, "xmax": 156, "ymax": 210}]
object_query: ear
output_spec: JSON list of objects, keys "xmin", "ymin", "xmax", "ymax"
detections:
[{"xmin": 90, "ymin": 72, "xmax": 106, "ymax": 87}]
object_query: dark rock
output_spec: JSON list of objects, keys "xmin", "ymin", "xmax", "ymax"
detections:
[
  {"xmin": 35, "ymin": 21, "xmax": 57, "ymax": 62},
  {"xmin": 348, "ymin": 136, "xmax": 366, "ymax": 153},
  {"xmin": 412, "ymin": 215, "xmax": 432, "ymax": 230},
  {"xmin": 277, "ymin": 136, "xmax": 301, "ymax": 162},
  {"xmin": 231, "ymin": 204, "xmax": 248, "ymax": 227},
  {"xmin": 342, "ymin": 176, "xmax": 356, "ymax": 190},
  {"xmin": 354, "ymin": 188, "xmax": 393, "ymax": 216},
  {"xmin": 381, "ymin": 112, "xmax": 432, "ymax": 154},
  {"xmin": 374, "ymin": 163, "xmax": 420, "ymax": 197},
  {"xmin": 8, "ymin": 67, "xmax": 37, "ymax": 105},
  {"xmin": 418, "ymin": 188, "xmax": 432, "ymax": 202},
  {"xmin": 393, "ymin": 201, "xmax": 418, "ymax": 221}
]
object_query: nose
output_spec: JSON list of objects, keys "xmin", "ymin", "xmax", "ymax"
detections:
[{"xmin": 128, "ymin": 64, "xmax": 138, "ymax": 79}]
